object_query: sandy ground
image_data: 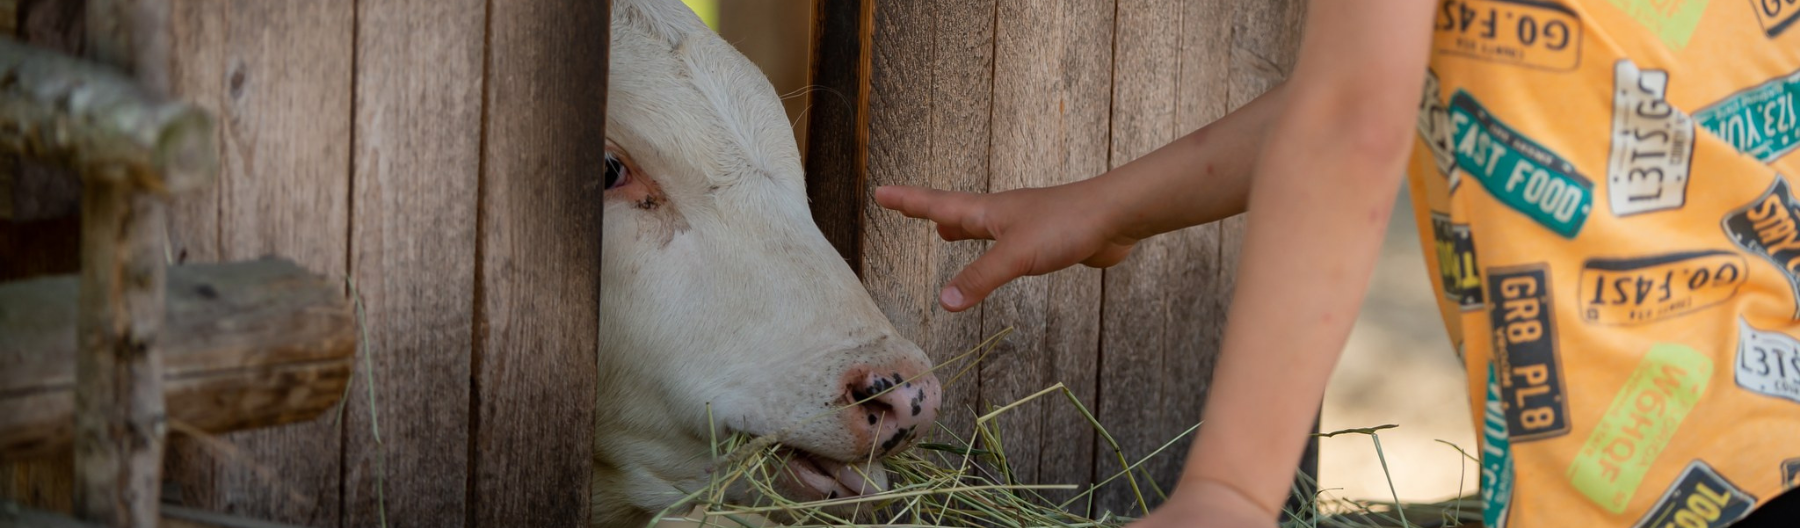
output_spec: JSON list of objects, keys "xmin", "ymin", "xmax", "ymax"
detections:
[{"xmin": 1317, "ymin": 187, "xmax": 1481, "ymax": 503}]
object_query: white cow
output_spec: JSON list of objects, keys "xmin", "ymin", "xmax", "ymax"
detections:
[{"xmin": 597, "ymin": 1, "xmax": 943, "ymax": 525}]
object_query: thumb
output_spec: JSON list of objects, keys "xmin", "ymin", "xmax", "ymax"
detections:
[{"xmin": 942, "ymin": 242, "xmax": 1032, "ymax": 312}]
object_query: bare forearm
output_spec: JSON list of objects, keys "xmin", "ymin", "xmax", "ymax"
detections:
[
  {"xmin": 1091, "ymin": 83, "xmax": 1287, "ymax": 241},
  {"xmin": 1177, "ymin": 65, "xmax": 1427, "ymax": 522},
  {"xmin": 1178, "ymin": 119, "xmax": 1408, "ymax": 514},
  {"xmin": 1166, "ymin": 0, "xmax": 1434, "ymax": 516}
]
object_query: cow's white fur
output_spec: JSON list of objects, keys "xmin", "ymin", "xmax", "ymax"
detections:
[{"xmin": 597, "ymin": 1, "xmax": 934, "ymax": 525}]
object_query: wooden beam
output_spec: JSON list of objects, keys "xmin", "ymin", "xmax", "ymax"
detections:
[
  {"xmin": 0, "ymin": 259, "xmax": 355, "ymax": 462},
  {"xmin": 0, "ymin": 40, "xmax": 216, "ymax": 195},
  {"xmin": 73, "ymin": 2, "xmax": 177, "ymax": 525},
  {"xmin": 0, "ymin": 500, "xmax": 315, "ymax": 528}
]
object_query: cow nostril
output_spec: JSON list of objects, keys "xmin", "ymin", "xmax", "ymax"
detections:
[{"xmin": 848, "ymin": 381, "xmax": 896, "ymax": 412}]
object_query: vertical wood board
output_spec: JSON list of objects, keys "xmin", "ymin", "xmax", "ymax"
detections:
[
  {"xmin": 472, "ymin": 1, "xmax": 607, "ymax": 526},
  {"xmin": 340, "ymin": 0, "xmax": 485, "ymax": 526}
]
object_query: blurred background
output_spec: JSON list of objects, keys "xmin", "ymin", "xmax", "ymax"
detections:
[{"xmin": 680, "ymin": 0, "xmax": 1476, "ymax": 505}]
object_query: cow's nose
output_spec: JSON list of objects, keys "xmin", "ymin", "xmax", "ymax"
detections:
[{"xmin": 841, "ymin": 362, "xmax": 940, "ymax": 455}]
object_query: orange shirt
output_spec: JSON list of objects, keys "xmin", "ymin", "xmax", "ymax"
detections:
[{"xmin": 1406, "ymin": 1, "xmax": 1800, "ymax": 526}]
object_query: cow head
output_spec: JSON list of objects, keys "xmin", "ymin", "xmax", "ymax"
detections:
[{"xmin": 596, "ymin": 1, "xmax": 942, "ymax": 525}]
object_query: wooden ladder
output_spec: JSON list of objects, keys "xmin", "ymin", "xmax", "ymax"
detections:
[{"xmin": 0, "ymin": 2, "xmax": 354, "ymax": 527}]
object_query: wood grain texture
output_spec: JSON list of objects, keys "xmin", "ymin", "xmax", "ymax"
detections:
[
  {"xmin": 0, "ymin": 501, "xmax": 319, "ymax": 528},
  {"xmin": 1, "ymin": 260, "xmax": 354, "ymax": 462},
  {"xmin": 1094, "ymin": 0, "xmax": 1183, "ymax": 515},
  {"xmin": 159, "ymin": 2, "xmax": 353, "ymax": 525},
  {"xmin": 158, "ymin": 0, "xmax": 224, "ymax": 511},
  {"xmin": 473, "ymin": 1, "xmax": 606, "ymax": 526},
  {"xmin": 855, "ymin": 0, "xmax": 996, "ymax": 445},
  {"xmin": 162, "ymin": 0, "xmax": 220, "ymax": 266},
  {"xmin": 1087, "ymin": 0, "xmax": 1307, "ymax": 516},
  {"xmin": 1146, "ymin": 0, "xmax": 1231, "ymax": 512},
  {"xmin": 802, "ymin": 0, "xmax": 867, "ymax": 271},
  {"xmin": 338, "ymin": 1, "xmax": 484, "ymax": 526},
  {"xmin": 983, "ymin": 0, "xmax": 1111, "ymax": 498},
  {"xmin": 0, "ymin": 0, "xmax": 86, "ymax": 280},
  {"xmin": 0, "ymin": 1, "xmax": 86, "ymax": 513}
]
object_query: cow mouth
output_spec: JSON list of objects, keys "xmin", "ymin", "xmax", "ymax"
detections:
[{"xmin": 774, "ymin": 446, "xmax": 887, "ymax": 501}]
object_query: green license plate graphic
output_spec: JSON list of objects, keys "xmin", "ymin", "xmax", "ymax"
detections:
[
  {"xmin": 1450, "ymin": 90, "xmax": 1594, "ymax": 237},
  {"xmin": 1695, "ymin": 70, "xmax": 1800, "ymax": 163}
]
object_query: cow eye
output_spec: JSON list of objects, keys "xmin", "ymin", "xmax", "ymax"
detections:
[{"xmin": 604, "ymin": 152, "xmax": 629, "ymax": 190}]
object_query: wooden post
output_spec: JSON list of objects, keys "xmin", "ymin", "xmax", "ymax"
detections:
[
  {"xmin": 72, "ymin": 169, "xmax": 166, "ymax": 528},
  {"xmin": 73, "ymin": 1, "xmax": 176, "ymax": 526}
]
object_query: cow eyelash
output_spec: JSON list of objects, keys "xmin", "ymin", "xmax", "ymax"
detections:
[{"xmin": 604, "ymin": 152, "xmax": 630, "ymax": 190}]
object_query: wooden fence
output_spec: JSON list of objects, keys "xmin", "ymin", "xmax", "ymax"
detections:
[
  {"xmin": 803, "ymin": 0, "xmax": 1308, "ymax": 515},
  {"xmin": 3, "ymin": 0, "xmax": 1310, "ymax": 524},
  {"xmin": 2, "ymin": 1, "xmax": 608, "ymax": 527}
]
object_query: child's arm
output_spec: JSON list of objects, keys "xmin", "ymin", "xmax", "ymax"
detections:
[
  {"xmin": 1145, "ymin": 2, "xmax": 1435, "ymax": 526},
  {"xmin": 873, "ymin": 83, "xmax": 1287, "ymax": 311},
  {"xmin": 877, "ymin": 2, "xmax": 1434, "ymax": 524}
]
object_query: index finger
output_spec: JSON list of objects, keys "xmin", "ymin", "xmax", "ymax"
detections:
[{"xmin": 874, "ymin": 185, "xmax": 975, "ymax": 223}]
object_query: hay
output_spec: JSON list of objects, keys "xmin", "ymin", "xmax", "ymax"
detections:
[{"xmin": 648, "ymin": 330, "xmax": 1484, "ymax": 528}]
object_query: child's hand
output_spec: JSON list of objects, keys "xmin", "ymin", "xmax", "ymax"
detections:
[{"xmin": 873, "ymin": 182, "xmax": 1137, "ymax": 311}]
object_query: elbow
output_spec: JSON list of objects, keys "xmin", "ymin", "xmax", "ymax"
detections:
[
  {"xmin": 1280, "ymin": 86, "xmax": 1418, "ymax": 181},
  {"xmin": 1340, "ymin": 113, "xmax": 1414, "ymax": 167}
]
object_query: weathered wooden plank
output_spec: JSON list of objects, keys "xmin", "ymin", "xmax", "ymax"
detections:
[
  {"xmin": 336, "ymin": 1, "xmax": 484, "ymax": 526},
  {"xmin": 802, "ymin": 0, "xmax": 868, "ymax": 270},
  {"xmin": 158, "ymin": 0, "xmax": 223, "ymax": 512},
  {"xmin": 1041, "ymin": 0, "xmax": 1113, "ymax": 502},
  {"xmin": 474, "ymin": 2, "xmax": 606, "ymax": 526},
  {"xmin": 919, "ymin": 0, "xmax": 995, "ymax": 447},
  {"xmin": 0, "ymin": 453, "xmax": 72, "ymax": 514},
  {"xmin": 853, "ymin": 0, "xmax": 995, "ymax": 445},
  {"xmin": 1142, "ymin": 0, "xmax": 1233, "ymax": 513},
  {"xmin": 0, "ymin": 501, "xmax": 318, "ymax": 528},
  {"xmin": 982, "ymin": 0, "xmax": 1112, "ymax": 497},
  {"xmin": 0, "ymin": 0, "xmax": 86, "ymax": 279},
  {"xmin": 0, "ymin": 2, "xmax": 87, "ymax": 512},
  {"xmin": 976, "ymin": 0, "xmax": 1049, "ymax": 490},
  {"xmin": 158, "ymin": 504, "xmax": 313, "ymax": 528},
  {"xmin": 1094, "ymin": 0, "xmax": 1183, "ymax": 516},
  {"xmin": 162, "ymin": 0, "xmax": 220, "ymax": 266},
  {"xmin": 0, "ymin": 260, "xmax": 354, "ymax": 461},
  {"xmin": 159, "ymin": 2, "xmax": 353, "ymax": 525}
]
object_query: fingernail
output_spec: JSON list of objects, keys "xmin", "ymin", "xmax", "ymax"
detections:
[{"xmin": 941, "ymin": 287, "xmax": 964, "ymax": 309}]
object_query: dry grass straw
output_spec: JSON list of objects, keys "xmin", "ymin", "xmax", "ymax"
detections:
[{"xmin": 651, "ymin": 329, "xmax": 1484, "ymax": 528}]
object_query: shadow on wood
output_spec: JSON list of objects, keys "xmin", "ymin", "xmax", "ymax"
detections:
[{"xmin": 0, "ymin": 500, "xmax": 314, "ymax": 528}]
